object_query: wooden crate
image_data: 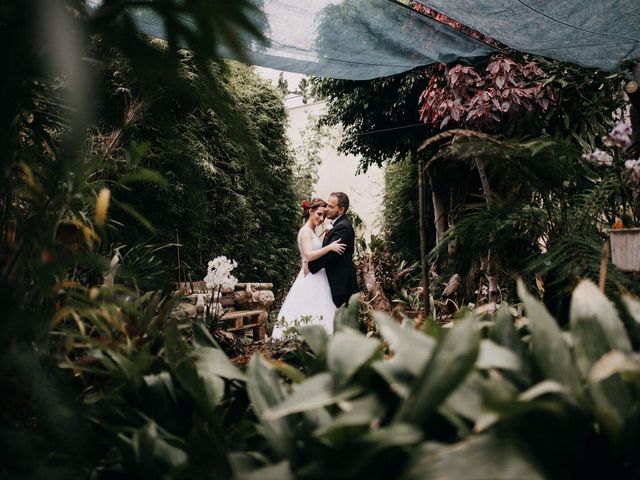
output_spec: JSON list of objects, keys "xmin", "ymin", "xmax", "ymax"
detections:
[
  {"xmin": 610, "ymin": 228, "xmax": 640, "ymax": 272},
  {"xmin": 218, "ymin": 291, "xmax": 266, "ymax": 340},
  {"xmin": 176, "ymin": 287, "xmax": 268, "ymax": 340}
]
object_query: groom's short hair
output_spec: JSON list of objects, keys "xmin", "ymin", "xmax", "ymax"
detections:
[{"xmin": 330, "ymin": 192, "xmax": 349, "ymax": 212}]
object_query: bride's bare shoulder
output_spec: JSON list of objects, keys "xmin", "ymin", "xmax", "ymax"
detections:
[{"xmin": 297, "ymin": 225, "xmax": 312, "ymax": 237}]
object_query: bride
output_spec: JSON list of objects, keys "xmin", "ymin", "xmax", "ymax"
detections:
[{"xmin": 271, "ymin": 198, "xmax": 346, "ymax": 339}]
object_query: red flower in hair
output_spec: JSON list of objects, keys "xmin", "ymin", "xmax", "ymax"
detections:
[{"xmin": 301, "ymin": 200, "xmax": 310, "ymax": 209}]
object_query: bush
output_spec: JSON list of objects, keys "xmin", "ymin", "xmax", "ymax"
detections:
[{"xmin": 48, "ymin": 281, "xmax": 640, "ymax": 479}]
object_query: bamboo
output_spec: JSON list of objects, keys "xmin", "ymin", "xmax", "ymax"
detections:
[{"xmin": 417, "ymin": 152, "xmax": 430, "ymax": 316}]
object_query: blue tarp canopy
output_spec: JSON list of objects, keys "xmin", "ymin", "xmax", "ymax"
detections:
[
  {"xmin": 134, "ymin": 0, "xmax": 493, "ymax": 80},
  {"xmin": 415, "ymin": 0, "xmax": 640, "ymax": 72},
  {"xmin": 135, "ymin": 0, "xmax": 640, "ymax": 80}
]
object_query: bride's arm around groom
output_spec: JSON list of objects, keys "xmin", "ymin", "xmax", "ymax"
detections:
[{"xmin": 307, "ymin": 192, "xmax": 359, "ymax": 308}]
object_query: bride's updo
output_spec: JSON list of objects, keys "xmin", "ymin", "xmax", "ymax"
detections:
[{"xmin": 302, "ymin": 197, "xmax": 327, "ymax": 219}]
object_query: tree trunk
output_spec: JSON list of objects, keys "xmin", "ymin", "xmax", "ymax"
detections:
[
  {"xmin": 417, "ymin": 153, "xmax": 430, "ymax": 316},
  {"xmin": 431, "ymin": 188, "xmax": 447, "ymax": 245}
]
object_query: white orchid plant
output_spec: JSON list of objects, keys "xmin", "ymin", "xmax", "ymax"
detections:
[
  {"xmin": 581, "ymin": 120, "xmax": 640, "ymax": 227},
  {"xmin": 203, "ymin": 256, "xmax": 238, "ymax": 325}
]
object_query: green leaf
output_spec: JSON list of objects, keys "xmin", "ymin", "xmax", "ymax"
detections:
[
  {"xmin": 239, "ymin": 461, "xmax": 293, "ymax": 480},
  {"xmin": 518, "ymin": 380, "xmax": 568, "ymax": 402},
  {"xmin": 246, "ymin": 354, "xmax": 296, "ymax": 458},
  {"xmin": 263, "ymin": 372, "xmax": 362, "ymax": 420},
  {"xmin": 517, "ymin": 280, "xmax": 584, "ymax": 402},
  {"xmin": 191, "ymin": 321, "xmax": 220, "ymax": 348},
  {"xmin": 569, "ymin": 281, "xmax": 633, "ymax": 442},
  {"xmin": 395, "ymin": 315, "xmax": 480, "ymax": 426},
  {"xmin": 118, "ymin": 168, "xmax": 168, "ymax": 187},
  {"xmin": 297, "ymin": 324, "xmax": 329, "ymax": 359},
  {"xmin": 372, "ymin": 312, "xmax": 436, "ymax": 398},
  {"xmin": 620, "ymin": 295, "xmax": 640, "ymax": 347},
  {"xmin": 405, "ymin": 434, "xmax": 545, "ymax": 480},
  {"xmin": 589, "ymin": 351, "xmax": 640, "ymax": 384},
  {"xmin": 477, "ymin": 339, "xmax": 521, "ymax": 371},
  {"xmin": 570, "ymin": 280, "xmax": 631, "ymax": 377},
  {"xmin": 165, "ymin": 323, "xmax": 222, "ymax": 412},
  {"xmin": 116, "ymin": 201, "xmax": 156, "ymax": 233},
  {"xmin": 191, "ymin": 346, "xmax": 246, "ymax": 381},
  {"xmin": 375, "ymin": 312, "xmax": 435, "ymax": 375},
  {"xmin": 143, "ymin": 371, "xmax": 178, "ymax": 407},
  {"xmin": 327, "ymin": 328, "xmax": 383, "ymax": 388},
  {"xmin": 443, "ymin": 371, "xmax": 491, "ymax": 422},
  {"xmin": 315, "ymin": 395, "xmax": 386, "ymax": 439},
  {"xmin": 490, "ymin": 306, "xmax": 528, "ymax": 361},
  {"xmin": 127, "ymin": 421, "xmax": 187, "ymax": 473},
  {"xmin": 333, "ymin": 293, "xmax": 361, "ymax": 331},
  {"xmin": 621, "ymin": 295, "xmax": 640, "ymax": 325}
]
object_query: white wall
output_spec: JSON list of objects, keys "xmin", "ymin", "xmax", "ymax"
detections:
[
  {"xmin": 256, "ymin": 66, "xmax": 384, "ymax": 238},
  {"xmin": 287, "ymin": 100, "xmax": 384, "ymax": 237}
]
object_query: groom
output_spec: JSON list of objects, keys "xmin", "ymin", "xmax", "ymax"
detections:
[{"xmin": 306, "ymin": 192, "xmax": 359, "ymax": 307}]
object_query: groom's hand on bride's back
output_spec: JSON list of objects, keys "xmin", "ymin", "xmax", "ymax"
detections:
[
  {"xmin": 329, "ymin": 238, "xmax": 346, "ymax": 254},
  {"xmin": 303, "ymin": 261, "xmax": 310, "ymax": 276}
]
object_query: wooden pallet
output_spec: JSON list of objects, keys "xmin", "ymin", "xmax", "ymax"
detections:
[
  {"xmin": 176, "ymin": 285, "xmax": 268, "ymax": 341},
  {"xmin": 220, "ymin": 291, "xmax": 266, "ymax": 340}
]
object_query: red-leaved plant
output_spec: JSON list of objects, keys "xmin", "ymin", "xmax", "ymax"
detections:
[{"xmin": 419, "ymin": 55, "xmax": 556, "ymax": 130}]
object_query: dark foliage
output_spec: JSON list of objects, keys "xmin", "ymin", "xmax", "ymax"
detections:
[{"xmin": 93, "ymin": 52, "xmax": 299, "ymax": 289}]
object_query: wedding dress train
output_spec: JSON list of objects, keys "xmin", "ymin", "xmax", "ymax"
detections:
[{"xmin": 271, "ymin": 225, "xmax": 335, "ymax": 339}]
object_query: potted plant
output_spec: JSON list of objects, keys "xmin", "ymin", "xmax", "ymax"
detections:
[{"xmin": 583, "ymin": 121, "xmax": 640, "ymax": 272}]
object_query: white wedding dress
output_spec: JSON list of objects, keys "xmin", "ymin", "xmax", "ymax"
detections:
[{"xmin": 271, "ymin": 225, "xmax": 336, "ymax": 339}]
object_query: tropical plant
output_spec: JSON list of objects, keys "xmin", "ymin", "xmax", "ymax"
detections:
[
  {"xmin": 0, "ymin": 1, "xmax": 278, "ymax": 478},
  {"xmin": 237, "ymin": 281, "xmax": 640, "ymax": 479}
]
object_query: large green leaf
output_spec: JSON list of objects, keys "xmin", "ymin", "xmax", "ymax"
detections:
[
  {"xmin": 405, "ymin": 433, "xmax": 545, "ymax": 480},
  {"xmin": 372, "ymin": 313, "xmax": 436, "ymax": 398},
  {"xmin": 143, "ymin": 371, "xmax": 178, "ymax": 410},
  {"xmin": 570, "ymin": 281, "xmax": 634, "ymax": 442},
  {"xmin": 490, "ymin": 307, "xmax": 529, "ymax": 366},
  {"xmin": 375, "ymin": 312, "xmax": 435, "ymax": 375},
  {"xmin": 327, "ymin": 328, "xmax": 383, "ymax": 388},
  {"xmin": 620, "ymin": 295, "xmax": 640, "ymax": 347},
  {"xmin": 301, "ymin": 423, "xmax": 423, "ymax": 480},
  {"xmin": 442, "ymin": 372, "xmax": 490, "ymax": 423},
  {"xmin": 570, "ymin": 280, "xmax": 631, "ymax": 377},
  {"xmin": 315, "ymin": 394, "xmax": 386, "ymax": 440},
  {"xmin": 395, "ymin": 315, "xmax": 480, "ymax": 427},
  {"xmin": 120, "ymin": 421, "xmax": 187, "ymax": 475},
  {"xmin": 477, "ymin": 339, "xmax": 522, "ymax": 371},
  {"xmin": 165, "ymin": 322, "xmax": 223, "ymax": 413},
  {"xmin": 297, "ymin": 324, "xmax": 329, "ymax": 359},
  {"xmin": 263, "ymin": 372, "xmax": 363, "ymax": 420},
  {"xmin": 517, "ymin": 280, "xmax": 584, "ymax": 402},
  {"xmin": 333, "ymin": 293, "xmax": 361, "ymax": 331},
  {"xmin": 246, "ymin": 354, "xmax": 296, "ymax": 459},
  {"xmin": 191, "ymin": 346, "xmax": 246, "ymax": 381},
  {"xmin": 239, "ymin": 460, "xmax": 294, "ymax": 480}
]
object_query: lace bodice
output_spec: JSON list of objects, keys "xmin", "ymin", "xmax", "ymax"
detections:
[{"xmin": 297, "ymin": 225, "xmax": 322, "ymax": 262}]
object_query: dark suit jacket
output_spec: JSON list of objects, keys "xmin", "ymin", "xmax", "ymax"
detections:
[{"xmin": 308, "ymin": 215, "xmax": 359, "ymax": 306}]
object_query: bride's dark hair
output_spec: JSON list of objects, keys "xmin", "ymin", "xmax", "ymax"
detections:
[{"xmin": 302, "ymin": 197, "xmax": 327, "ymax": 219}]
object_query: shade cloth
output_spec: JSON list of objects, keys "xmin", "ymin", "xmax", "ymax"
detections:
[
  {"xmin": 415, "ymin": 0, "xmax": 640, "ymax": 72},
  {"xmin": 134, "ymin": 0, "xmax": 640, "ymax": 80},
  {"xmin": 133, "ymin": 0, "xmax": 494, "ymax": 80}
]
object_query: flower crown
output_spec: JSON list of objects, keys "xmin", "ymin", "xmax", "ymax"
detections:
[{"xmin": 301, "ymin": 197, "xmax": 326, "ymax": 211}]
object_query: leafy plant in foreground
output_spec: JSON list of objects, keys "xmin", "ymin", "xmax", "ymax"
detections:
[{"xmin": 239, "ymin": 284, "xmax": 640, "ymax": 479}]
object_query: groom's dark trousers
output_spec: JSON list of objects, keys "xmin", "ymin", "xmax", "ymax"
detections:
[{"xmin": 308, "ymin": 215, "xmax": 359, "ymax": 307}]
